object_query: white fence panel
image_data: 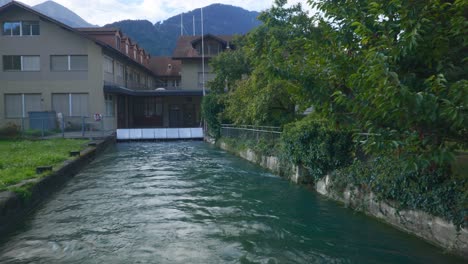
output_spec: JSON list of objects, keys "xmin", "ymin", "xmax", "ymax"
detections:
[
  {"xmin": 117, "ymin": 128, "xmax": 203, "ymax": 140},
  {"xmin": 142, "ymin": 129, "xmax": 155, "ymax": 139},
  {"xmin": 154, "ymin": 128, "xmax": 167, "ymax": 139}
]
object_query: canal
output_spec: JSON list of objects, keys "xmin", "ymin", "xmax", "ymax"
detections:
[{"xmin": 0, "ymin": 142, "xmax": 463, "ymax": 263}]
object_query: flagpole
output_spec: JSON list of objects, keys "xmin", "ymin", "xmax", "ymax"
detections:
[
  {"xmin": 201, "ymin": 7, "xmax": 205, "ymax": 97},
  {"xmin": 180, "ymin": 13, "xmax": 183, "ymax": 36}
]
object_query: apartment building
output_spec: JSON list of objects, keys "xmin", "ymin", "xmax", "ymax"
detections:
[
  {"xmin": 0, "ymin": 1, "xmax": 159, "ymax": 131},
  {"xmin": 1, "ymin": 2, "xmax": 233, "ymax": 132}
]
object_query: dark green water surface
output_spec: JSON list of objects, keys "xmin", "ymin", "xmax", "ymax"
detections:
[{"xmin": 0, "ymin": 142, "xmax": 464, "ymax": 263}]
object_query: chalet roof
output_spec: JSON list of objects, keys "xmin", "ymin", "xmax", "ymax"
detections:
[
  {"xmin": 172, "ymin": 35, "xmax": 234, "ymax": 59},
  {"xmin": 149, "ymin": 57, "xmax": 181, "ymax": 77}
]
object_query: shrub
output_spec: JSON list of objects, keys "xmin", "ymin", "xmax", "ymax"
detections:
[
  {"xmin": 280, "ymin": 117, "xmax": 355, "ymax": 181},
  {"xmin": 332, "ymin": 157, "xmax": 467, "ymax": 228}
]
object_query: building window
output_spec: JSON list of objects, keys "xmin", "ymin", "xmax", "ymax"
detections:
[
  {"xmin": 52, "ymin": 93, "xmax": 88, "ymax": 117},
  {"xmin": 22, "ymin": 21, "xmax": 40, "ymax": 36},
  {"xmin": 140, "ymin": 54, "xmax": 143, "ymax": 64},
  {"xmin": 2, "ymin": 21, "xmax": 39, "ymax": 36},
  {"xmin": 208, "ymin": 43, "xmax": 220, "ymax": 55},
  {"xmin": 144, "ymin": 97, "xmax": 163, "ymax": 117},
  {"xmin": 173, "ymin": 79, "xmax": 180, "ymax": 87},
  {"xmin": 196, "ymin": 42, "xmax": 221, "ymax": 56},
  {"xmin": 3, "ymin": 55, "xmax": 40, "ymax": 71},
  {"xmin": 148, "ymin": 77, "xmax": 153, "ymax": 88},
  {"xmin": 103, "ymin": 56, "xmax": 113, "ymax": 74},
  {"xmin": 4, "ymin": 94, "xmax": 41, "ymax": 118},
  {"xmin": 125, "ymin": 43, "xmax": 129, "ymax": 54},
  {"xmin": 116, "ymin": 63, "xmax": 124, "ymax": 78},
  {"xmin": 51, "ymin": 55, "xmax": 88, "ymax": 71},
  {"xmin": 133, "ymin": 49, "xmax": 137, "ymax": 59},
  {"xmin": 105, "ymin": 94, "xmax": 114, "ymax": 117}
]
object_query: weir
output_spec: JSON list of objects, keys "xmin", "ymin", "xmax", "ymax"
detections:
[{"xmin": 116, "ymin": 127, "xmax": 204, "ymax": 140}]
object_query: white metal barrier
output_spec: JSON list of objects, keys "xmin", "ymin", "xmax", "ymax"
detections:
[{"xmin": 116, "ymin": 128, "xmax": 204, "ymax": 140}]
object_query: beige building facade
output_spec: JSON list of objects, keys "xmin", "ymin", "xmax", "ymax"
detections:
[
  {"xmin": 0, "ymin": 4, "xmax": 110, "ymax": 129},
  {"xmin": 0, "ymin": 2, "xmax": 232, "ymax": 132}
]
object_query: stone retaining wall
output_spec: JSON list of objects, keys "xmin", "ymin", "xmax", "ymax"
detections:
[
  {"xmin": 0, "ymin": 136, "xmax": 115, "ymax": 235},
  {"xmin": 216, "ymin": 139, "xmax": 468, "ymax": 259}
]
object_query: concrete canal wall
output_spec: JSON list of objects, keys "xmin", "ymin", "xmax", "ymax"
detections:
[
  {"xmin": 215, "ymin": 139, "xmax": 468, "ymax": 259},
  {"xmin": 0, "ymin": 136, "xmax": 114, "ymax": 235}
]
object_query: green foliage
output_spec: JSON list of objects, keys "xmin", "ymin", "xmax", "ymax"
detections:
[
  {"xmin": 208, "ymin": 0, "xmax": 309, "ymax": 126},
  {"xmin": 281, "ymin": 117, "xmax": 355, "ymax": 181},
  {"xmin": 208, "ymin": 44, "xmax": 251, "ymax": 93},
  {"xmin": 307, "ymin": 0, "xmax": 468, "ymax": 169},
  {"xmin": 0, "ymin": 139, "xmax": 88, "ymax": 192},
  {"xmin": 201, "ymin": 93, "xmax": 225, "ymax": 138},
  {"xmin": 225, "ymin": 76, "xmax": 296, "ymax": 126},
  {"xmin": 212, "ymin": 0, "xmax": 467, "ymax": 225},
  {"xmin": 332, "ymin": 157, "xmax": 467, "ymax": 228},
  {"xmin": 221, "ymin": 132, "xmax": 281, "ymax": 157}
]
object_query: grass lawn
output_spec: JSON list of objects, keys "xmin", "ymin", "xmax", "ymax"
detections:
[{"xmin": 0, "ymin": 139, "xmax": 88, "ymax": 192}]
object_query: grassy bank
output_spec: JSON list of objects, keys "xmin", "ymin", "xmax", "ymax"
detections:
[{"xmin": 0, "ymin": 139, "xmax": 88, "ymax": 192}]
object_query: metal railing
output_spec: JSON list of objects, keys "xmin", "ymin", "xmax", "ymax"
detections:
[
  {"xmin": 221, "ymin": 124, "xmax": 282, "ymax": 143},
  {"xmin": 0, "ymin": 115, "xmax": 116, "ymax": 139}
]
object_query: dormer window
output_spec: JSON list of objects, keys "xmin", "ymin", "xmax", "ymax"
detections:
[
  {"xmin": 140, "ymin": 54, "xmax": 143, "ymax": 64},
  {"xmin": 133, "ymin": 49, "xmax": 137, "ymax": 59},
  {"xmin": 125, "ymin": 43, "xmax": 129, "ymax": 54},
  {"xmin": 196, "ymin": 41, "xmax": 221, "ymax": 56},
  {"xmin": 168, "ymin": 64, "xmax": 172, "ymax": 70}
]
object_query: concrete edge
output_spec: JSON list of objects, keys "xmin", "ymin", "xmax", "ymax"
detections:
[
  {"xmin": 215, "ymin": 139, "xmax": 468, "ymax": 259},
  {"xmin": 0, "ymin": 136, "xmax": 115, "ymax": 235}
]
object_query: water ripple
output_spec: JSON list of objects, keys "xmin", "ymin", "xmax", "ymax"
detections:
[{"xmin": 0, "ymin": 142, "xmax": 463, "ymax": 264}]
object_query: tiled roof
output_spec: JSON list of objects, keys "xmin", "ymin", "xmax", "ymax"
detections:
[
  {"xmin": 77, "ymin": 28, "xmax": 151, "ymax": 66},
  {"xmin": 172, "ymin": 34, "xmax": 234, "ymax": 59},
  {"xmin": 149, "ymin": 57, "xmax": 181, "ymax": 77}
]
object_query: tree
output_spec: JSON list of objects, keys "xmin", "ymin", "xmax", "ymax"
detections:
[
  {"xmin": 212, "ymin": 0, "xmax": 313, "ymax": 126},
  {"xmin": 307, "ymin": 0, "xmax": 467, "ymax": 170},
  {"xmin": 208, "ymin": 39, "xmax": 251, "ymax": 93}
]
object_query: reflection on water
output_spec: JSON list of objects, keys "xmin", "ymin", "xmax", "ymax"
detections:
[{"xmin": 0, "ymin": 142, "xmax": 463, "ymax": 263}]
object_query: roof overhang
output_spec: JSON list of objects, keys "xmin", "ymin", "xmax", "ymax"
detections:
[
  {"xmin": 191, "ymin": 34, "xmax": 228, "ymax": 46},
  {"xmin": 104, "ymin": 84, "xmax": 204, "ymax": 97}
]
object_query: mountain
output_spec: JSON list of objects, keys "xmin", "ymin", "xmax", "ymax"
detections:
[
  {"xmin": 106, "ymin": 4, "xmax": 261, "ymax": 56},
  {"xmin": 0, "ymin": 0, "xmax": 12, "ymax": 7},
  {"xmin": 0, "ymin": 1, "xmax": 93, "ymax": 27},
  {"xmin": 33, "ymin": 1, "xmax": 94, "ymax": 27}
]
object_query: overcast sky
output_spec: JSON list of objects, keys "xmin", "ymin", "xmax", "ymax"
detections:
[{"xmin": 16, "ymin": 0, "xmax": 312, "ymax": 26}]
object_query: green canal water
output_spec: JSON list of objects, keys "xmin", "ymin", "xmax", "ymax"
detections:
[{"xmin": 0, "ymin": 142, "xmax": 464, "ymax": 263}]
